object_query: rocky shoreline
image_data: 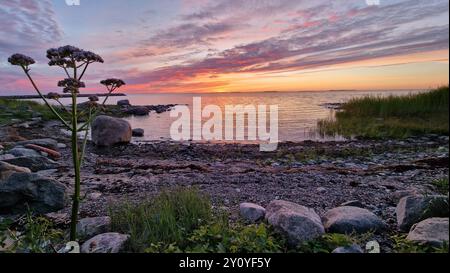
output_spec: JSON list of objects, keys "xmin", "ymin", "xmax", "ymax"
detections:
[{"xmin": 1, "ymin": 111, "xmax": 449, "ymax": 252}]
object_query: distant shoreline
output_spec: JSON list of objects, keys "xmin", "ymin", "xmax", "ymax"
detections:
[{"xmin": 0, "ymin": 93, "xmax": 127, "ymax": 100}]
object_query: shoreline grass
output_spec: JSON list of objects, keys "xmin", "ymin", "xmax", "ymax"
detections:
[
  {"xmin": 318, "ymin": 86, "xmax": 449, "ymax": 139},
  {"xmin": 0, "ymin": 98, "xmax": 57, "ymax": 126}
]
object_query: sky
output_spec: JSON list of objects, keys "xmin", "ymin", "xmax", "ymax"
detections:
[{"xmin": 0, "ymin": 0, "xmax": 448, "ymax": 94}]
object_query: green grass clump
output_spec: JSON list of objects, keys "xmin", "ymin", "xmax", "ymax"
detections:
[
  {"xmin": 432, "ymin": 178, "xmax": 449, "ymax": 195},
  {"xmin": 318, "ymin": 86, "xmax": 449, "ymax": 139},
  {"xmin": 0, "ymin": 98, "xmax": 58, "ymax": 125},
  {"xmin": 391, "ymin": 234, "xmax": 449, "ymax": 253},
  {"xmin": 109, "ymin": 188, "xmax": 212, "ymax": 252}
]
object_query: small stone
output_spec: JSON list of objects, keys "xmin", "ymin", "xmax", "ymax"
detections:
[
  {"xmin": 0, "ymin": 154, "xmax": 15, "ymax": 161},
  {"xmin": 407, "ymin": 218, "xmax": 449, "ymax": 247},
  {"xmin": 15, "ymin": 138, "xmax": 58, "ymax": 150},
  {"xmin": 316, "ymin": 187, "xmax": 327, "ymax": 194},
  {"xmin": 81, "ymin": 233, "xmax": 129, "ymax": 253},
  {"xmin": 57, "ymin": 143, "xmax": 67, "ymax": 149},
  {"xmin": 132, "ymin": 128, "xmax": 145, "ymax": 137},
  {"xmin": 87, "ymin": 192, "xmax": 102, "ymax": 200},
  {"xmin": 332, "ymin": 244, "xmax": 364, "ymax": 253},
  {"xmin": 396, "ymin": 195, "xmax": 449, "ymax": 232},
  {"xmin": 340, "ymin": 200, "xmax": 364, "ymax": 208},
  {"xmin": 391, "ymin": 190, "xmax": 419, "ymax": 203},
  {"xmin": 3, "ymin": 156, "xmax": 60, "ymax": 172},
  {"xmin": 0, "ymin": 161, "xmax": 31, "ymax": 180},
  {"xmin": 8, "ymin": 147, "xmax": 41, "ymax": 158},
  {"xmin": 322, "ymin": 206, "xmax": 385, "ymax": 234},
  {"xmin": 77, "ymin": 216, "xmax": 111, "ymax": 240},
  {"xmin": 265, "ymin": 200, "xmax": 324, "ymax": 246},
  {"xmin": 240, "ymin": 203, "xmax": 266, "ymax": 223},
  {"xmin": 125, "ymin": 106, "xmax": 149, "ymax": 116}
]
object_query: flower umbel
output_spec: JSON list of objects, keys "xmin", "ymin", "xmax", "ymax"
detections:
[
  {"xmin": 100, "ymin": 78, "xmax": 126, "ymax": 92},
  {"xmin": 8, "ymin": 54, "xmax": 35, "ymax": 70},
  {"xmin": 58, "ymin": 78, "xmax": 86, "ymax": 93}
]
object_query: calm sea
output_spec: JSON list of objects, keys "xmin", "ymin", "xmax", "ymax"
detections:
[{"xmin": 51, "ymin": 90, "xmax": 424, "ymax": 142}]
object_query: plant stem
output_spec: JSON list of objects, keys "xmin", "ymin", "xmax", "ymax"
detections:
[{"xmin": 69, "ymin": 67, "xmax": 81, "ymax": 241}]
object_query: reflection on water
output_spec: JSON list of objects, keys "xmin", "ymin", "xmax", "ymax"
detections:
[{"xmin": 39, "ymin": 90, "xmax": 424, "ymax": 142}]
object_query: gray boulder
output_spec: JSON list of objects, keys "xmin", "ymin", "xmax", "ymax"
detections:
[
  {"xmin": 81, "ymin": 233, "xmax": 129, "ymax": 253},
  {"xmin": 91, "ymin": 115, "xmax": 132, "ymax": 146},
  {"xmin": 332, "ymin": 244, "xmax": 364, "ymax": 254},
  {"xmin": 77, "ymin": 216, "xmax": 111, "ymax": 240},
  {"xmin": 407, "ymin": 218, "xmax": 449, "ymax": 247},
  {"xmin": 322, "ymin": 206, "xmax": 385, "ymax": 234},
  {"xmin": 240, "ymin": 203, "xmax": 266, "ymax": 223},
  {"xmin": 0, "ymin": 173, "xmax": 67, "ymax": 214},
  {"xmin": 3, "ymin": 156, "xmax": 60, "ymax": 172},
  {"xmin": 0, "ymin": 161, "xmax": 31, "ymax": 181},
  {"xmin": 265, "ymin": 200, "xmax": 324, "ymax": 246},
  {"xmin": 15, "ymin": 138, "xmax": 58, "ymax": 150},
  {"xmin": 8, "ymin": 147, "xmax": 41, "ymax": 158},
  {"xmin": 396, "ymin": 195, "xmax": 449, "ymax": 232}
]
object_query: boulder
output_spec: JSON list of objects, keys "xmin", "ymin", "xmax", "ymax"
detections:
[
  {"xmin": 332, "ymin": 244, "xmax": 364, "ymax": 254},
  {"xmin": 15, "ymin": 138, "xmax": 58, "ymax": 150},
  {"xmin": 132, "ymin": 128, "xmax": 145, "ymax": 137},
  {"xmin": 0, "ymin": 161, "xmax": 31, "ymax": 181},
  {"xmin": 396, "ymin": 195, "xmax": 449, "ymax": 232},
  {"xmin": 322, "ymin": 206, "xmax": 385, "ymax": 234},
  {"xmin": 0, "ymin": 173, "xmax": 67, "ymax": 214},
  {"xmin": 3, "ymin": 156, "xmax": 60, "ymax": 172},
  {"xmin": 124, "ymin": 106, "xmax": 149, "ymax": 116},
  {"xmin": 265, "ymin": 200, "xmax": 324, "ymax": 246},
  {"xmin": 77, "ymin": 216, "xmax": 111, "ymax": 240},
  {"xmin": 117, "ymin": 100, "xmax": 130, "ymax": 107},
  {"xmin": 81, "ymin": 233, "xmax": 129, "ymax": 253},
  {"xmin": 8, "ymin": 147, "xmax": 41, "ymax": 158},
  {"xmin": 91, "ymin": 115, "xmax": 132, "ymax": 146},
  {"xmin": 406, "ymin": 218, "xmax": 449, "ymax": 247},
  {"xmin": 239, "ymin": 203, "xmax": 266, "ymax": 223}
]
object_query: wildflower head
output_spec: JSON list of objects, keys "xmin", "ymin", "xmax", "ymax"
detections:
[
  {"xmin": 47, "ymin": 45, "xmax": 103, "ymax": 67},
  {"xmin": 8, "ymin": 54, "xmax": 35, "ymax": 70},
  {"xmin": 100, "ymin": 78, "xmax": 126, "ymax": 92},
  {"xmin": 58, "ymin": 78, "xmax": 85, "ymax": 94}
]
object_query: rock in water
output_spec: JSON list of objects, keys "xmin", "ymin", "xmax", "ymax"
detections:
[
  {"xmin": 91, "ymin": 115, "xmax": 132, "ymax": 146},
  {"xmin": 81, "ymin": 233, "xmax": 129, "ymax": 253},
  {"xmin": 265, "ymin": 200, "xmax": 324, "ymax": 246},
  {"xmin": 240, "ymin": 203, "xmax": 266, "ymax": 223},
  {"xmin": 407, "ymin": 218, "xmax": 449, "ymax": 247},
  {"xmin": 77, "ymin": 216, "xmax": 111, "ymax": 240},
  {"xmin": 3, "ymin": 156, "xmax": 59, "ymax": 172},
  {"xmin": 322, "ymin": 206, "xmax": 385, "ymax": 234},
  {"xmin": 0, "ymin": 161, "xmax": 31, "ymax": 181},
  {"xmin": 132, "ymin": 128, "xmax": 145, "ymax": 137},
  {"xmin": 396, "ymin": 195, "xmax": 449, "ymax": 232},
  {"xmin": 117, "ymin": 99, "xmax": 130, "ymax": 107},
  {"xmin": 0, "ymin": 173, "xmax": 67, "ymax": 214},
  {"xmin": 124, "ymin": 106, "xmax": 149, "ymax": 116}
]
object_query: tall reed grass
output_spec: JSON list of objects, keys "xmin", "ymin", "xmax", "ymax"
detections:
[{"xmin": 318, "ymin": 86, "xmax": 449, "ymax": 138}]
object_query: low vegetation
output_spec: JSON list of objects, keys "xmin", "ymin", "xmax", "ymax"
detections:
[
  {"xmin": 318, "ymin": 86, "xmax": 449, "ymax": 139},
  {"xmin": 0, "ymin": 98, "xmax": 57, "ymax": 125}
]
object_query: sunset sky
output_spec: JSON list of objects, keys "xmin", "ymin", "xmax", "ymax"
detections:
[{"xmin": 0, "ymin": 0, "xmax": 448, "ymax": 94}]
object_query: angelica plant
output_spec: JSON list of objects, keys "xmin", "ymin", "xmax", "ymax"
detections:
[{"xmin": 8, "ymin": 46, "xmax": 125, "ymax": 241}]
